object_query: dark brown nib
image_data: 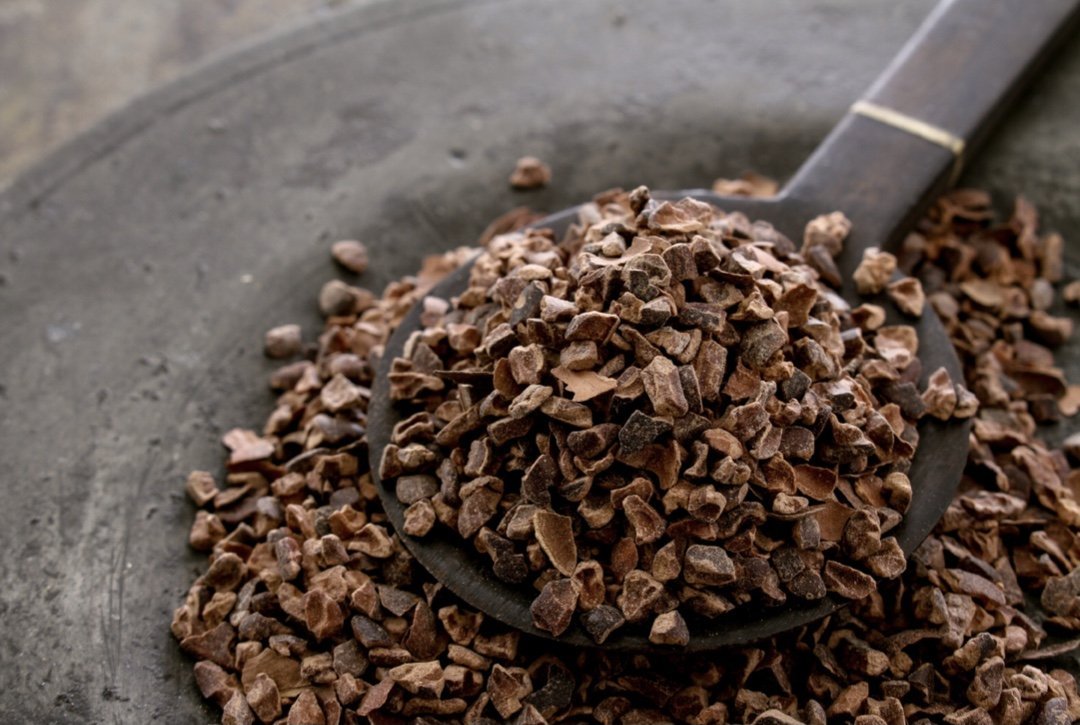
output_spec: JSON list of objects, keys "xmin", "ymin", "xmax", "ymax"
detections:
[
  {"xmin": 509, "ymin": 156, "xmax": 552, "ymax": 190},
  {"xmin": 174, "ymin": 182, "xmax": 1080, "ymax": 724}
]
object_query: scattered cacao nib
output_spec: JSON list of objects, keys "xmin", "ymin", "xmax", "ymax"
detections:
[
  {"xmin": 581, "ymin": 604, "xmax": 626, "ymax": 645},
  {"xmin": 649, "ymin": 610, "xmax": 690, "ymax": 647},
  {"xmin": 175, "ymin": 181, "xmax": 1080, "ymax": 724},
  {"xmin": 330, "ymin": 239, "xmax": 369, "ymax": 274},
  {"xmin": 317, "ymin": 279, "xmax": 361, "ymax": 317},
  {"xmin": 245, "ymin": 672, "xmax": 282, "ymax": 723},
  {"xmin": 534, "ymin": 510, "xmax": 577, "ymax": 576},
  {"xmin": 803, "ymin": 211, "xmax": 852, "ymax": 256},
  {"xmin": 264, "ymin": 324, "xmax": 303, "ymax": 359},
  {"xmin": 509, "ymin": 156, "xmax": 552, "ymax": 190},
  {"xmin": 823, "ymin": 560, "xmax": 876, "ymax": 599},
  {"xmin": 853, "ymin": 247, "xmax": 898, "ymax": 295},
  {"xmin": 530, "ymin": 578, "xmax": 578, "ymax": 636},
  {"xmin": 713, "ymin": 171, "xmax": 779, "ymax": 198},
  {"xmin": 887, "ymin": 276, "xmax": 926, "ymax": 317}
]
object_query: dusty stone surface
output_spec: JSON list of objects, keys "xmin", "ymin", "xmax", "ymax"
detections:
[{"xmin": 0, "ymin": 0, "xmax": 368, "ymax": 187}]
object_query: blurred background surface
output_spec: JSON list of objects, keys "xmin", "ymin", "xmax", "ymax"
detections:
[{"xmin": 0, "ymin": 0, "xmax": 364, "ymax": 189}]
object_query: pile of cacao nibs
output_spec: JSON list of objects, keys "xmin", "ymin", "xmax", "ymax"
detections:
[
  {"xmin": 380, "ymin": 187, "xmax": 976, "ymax": 644},
  {"xmin": 174, "ymin": 183, "xmax": 1080, "ymax": 725}
]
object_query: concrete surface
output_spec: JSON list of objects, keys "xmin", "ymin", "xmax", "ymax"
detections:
[
  {"xmin": 0, "ymin": 0, "xmax": 364, "ymax": 188},
  {"xmin": 0, "ymin": 0, "xmax": 1077, "ymax": 723}
]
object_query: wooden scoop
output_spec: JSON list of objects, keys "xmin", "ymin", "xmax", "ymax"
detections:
[{"xmin": 368, "ymin": 0, "xmax": 1080, "ymax": 651}]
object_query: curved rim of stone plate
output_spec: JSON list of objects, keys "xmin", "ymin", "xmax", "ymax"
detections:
[{"xmin": 0, "ymin": 0, "xmax": 489, "ymax": 211}]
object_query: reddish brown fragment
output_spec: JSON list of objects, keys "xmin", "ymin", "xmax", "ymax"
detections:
[
  {"xmin": 566, "ymin": 311, "xmax": 619, "ymax": 342},
  {"xmin": 619, "ymin": 410, "xmax": 672, "ymax": 453},
  {"xmin": 551, "ymin": 367, "xmax": 617, "ymax": 402},
  {"xmin": 649, "ymin": 610, "xmax": 690, "ymax": 647},
  {"xmin": 190, "ymin": 510, "xmax": 226, "ymax": 552},
  {"xmin": 713, "ymin": 172, "xmax": 779, "ymax": 198},
  {"xmin": 741, "ymin": 320, "xmax": 788, "ymax": 370},
  {"xmin": 505, "ymin": 384, "xmax": 550, "ymax": 419},
  {"xmin": 1041, "ymin": 570, "xmax": 1080, "ymax": 617},
  {"xmin": 794, "ymin": 465, "xmax": 838, "ymax": 500},
  {"xmin": 616, "ymin": 569, "xmax": 666, "ymax": 623},
  {"xmin": 193, "ymin": 661, "xmax": 238, "ymax": 708},
  {"xmin": 534, "ymin": 510, "xmax": 577, "ymax": 575},
  {"xmin": 865, "ymin": 537, "xmax": 906, "ymax": 580},
  {"xmin": 509, "ymin": 156, "xmax": 552, "ymax": 190},
  {"xmin": 531, "ymin": 578, "xmax": 578, "ymax": 636},
  {"xmin": 1064, "ymin": 280, "xmax": 1080, "ymax": 305},
  {"xmin": 355, "ymin": 523, "xmax": 395, "ymax": 558},
  {"xmin": 886, "ymin": 277, "xmax": 925, "ymax": 317},
  {"xmin": 403, "ymin": 499, "xmax": 436, "ymax": 537},
  {"xmin": 457, "ymin": 483, "xmax": 502, "ymax": 539},
  {"xmin": 853, "ymin": 247, "xmax": 897, "ymax": 295},
  {"xmin": 539, "ymin": 396, "xmax": 593, "ymax": 428},
  {"xmin": 947, "ymin": 569, "xmax": 1006, "ymax": 607},
  {"xmin": 388, "ymin": 660, "xmax": 444, "ymax": 698},
  {"xmin": 318, "ymin": 279, "xmax": 358, "ymax": 317},
  {"xmin": 582, "ymin": 605, "xmax": 626, "ymax": 644},
  {"xmin": 245, "ymin": 673, "xmax": 282, "ymax": 723},
  {"xmin": 357, "ymin": 677, "xmax": 395, "ymax": 717},
  {"xmin": 841, "ymin": 509, "xmax": 882, "ymax": 561},
  {"xmin": 485, "ymin": 664, "xmax": 532, "ymax": 718},
  {"xmin": 186, "ymin": 470, "xmax": 219, "ymax": 507},
  {"xmin": 642, "ymin": 355, "xmax": 689, "ymax": 417},
  {"xmin": 1029, "ymin": 310, "xmax": 1074, "ymax": 346},
  {"xmin": 704, "ymin": 428, "xmax": 744, "ymax": 459},
  {"xmin": 623, "ymin": 494, "xmax": 665, "ymax": 545},
  {"xmin": 823, "ymin": 561, "xmax": 876, "ymax": 599},
  {"xmin": 560, "ymin": 340, "xmax": 601, "ymax": 370},
  {"xmin": 509, "ymin": 344, "xmax": 546, "ymax": 385},
  {"xmin": 180, "ymin": 622, "xmax": 236, "ymax": 669},
  {"xmin": 321, "ymin": 373, "xmax": 364, "ymax": 412},
  {"xmin": 803, "ymin": 211, "xmax": 851, "ymax": 256},
  {"xmin": 303, "ymin": 589, "xmax": 344, "ymax": 640},
  {"xmin": 223, "ymin": 690, "xmax": 256, "ymax": 725},
  {"xmin": 694, "ymin": 340, "xmax": 728, "ymax": 402},
  {"xmin": 923, "ymin": 366, "xmax": 958, "ymax": 420},
  {"xmin": 684, "ymin": 545, "xmax": 736, "ymax": 586},
  {"xmin": 241, "ymin": 649, "xmax": 306, "ymax": 695},
  {"xmin": 331, "ymin": 239, "xmax": 369, "ymax": 273},
  {"xmin": 967, "ymin": 656, "xmax": 1005, "ymax": 709},
  {"xmin": 264, "ymin": 324, "xmax": 302, "ymax": 359}
]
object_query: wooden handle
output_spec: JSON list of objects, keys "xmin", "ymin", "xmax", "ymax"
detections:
[{"xmin": 783, "ymin": 0, "xmax": 1080, "ymax": 261}]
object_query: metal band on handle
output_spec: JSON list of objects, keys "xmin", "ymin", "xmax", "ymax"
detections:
[{"xmin": 851, "ymin": 99, "xmax": 966, "ymax": 183}]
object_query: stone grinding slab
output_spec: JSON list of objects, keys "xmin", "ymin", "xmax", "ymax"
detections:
[{"xmin": 0, "ymin": 0, "xmax": 1078, "ymax": 721}]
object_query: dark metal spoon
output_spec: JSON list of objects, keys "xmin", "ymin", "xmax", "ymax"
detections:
[{"xmin": 368, "ymin": 0, "xmax": 1080, "ymax": 651}]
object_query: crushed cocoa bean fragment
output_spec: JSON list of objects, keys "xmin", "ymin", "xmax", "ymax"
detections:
[
  {"xmin": 330, "ymin": 239, "xmax": 369, "ymax": 274},
  {"xmin": 317, "ymin": 279, "xmax": 360, "ymax": 318},
  {"xmin": 823, "ymin": 560, "xmax": 876, "ymax": 599},
  {"xmin": 533, "ymin": 510, "xmax": 577, "ymax": 576},
  {"xmin": 264, "ymin": 324, "xmax": 303, "ymax": 359},
  {"xmin": 222, "ymin": 690, "xmax": 256, "ymax": 725},
  {"xmin": 581, "ymin": 604, "xmax": 626, "ymax": 644},
  {"xmin": 509, "ymin": 156, "xmax": 552, "ymax": 190},
  {"xmin": 530, "ymin": 578, "xmax": 578, "ymax": 636},
  {"xmin": 854, "ymin": 247, "xmax": 898, "ymax": 295},
  {"xmin": 887, "ymin": 276, "xmax": 926, "ymax": 317},
  {"xmin": 649, "ymin": 610, "xmax": 690, "ymax": 647},
  {"xmin": 683, "ymin": 545, "xmax": 736, "ymax": 587}
]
